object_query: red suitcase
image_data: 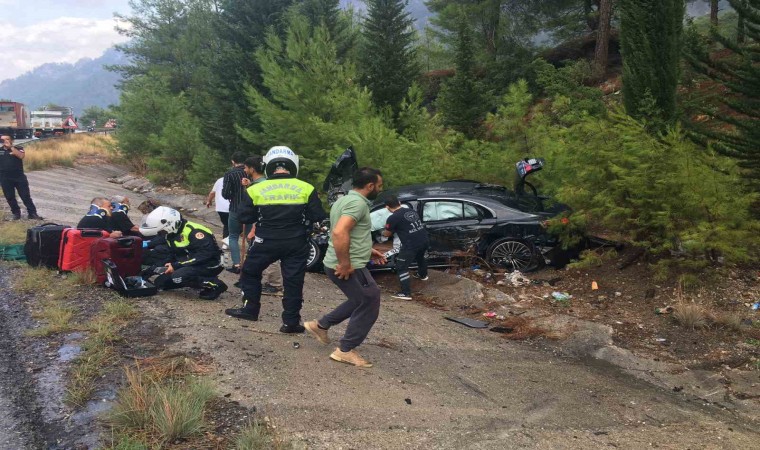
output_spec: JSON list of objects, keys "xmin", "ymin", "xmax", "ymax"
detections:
[
  {"xmin": 58, "ymin": 229, "xmax": 109, "ymax": 272},
  {"xmin": 90, "ymin": 237, "xmax": 143, "ymax": 284}
]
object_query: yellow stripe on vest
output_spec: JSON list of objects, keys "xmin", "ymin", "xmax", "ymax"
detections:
[{"xmin": 246, "ymin": 179, "xmax": 314, "ymax": 206}]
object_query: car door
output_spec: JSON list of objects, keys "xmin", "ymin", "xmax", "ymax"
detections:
[{"xmin": 419, "ymin": 199, "xmax": 494, "ymax": 257}]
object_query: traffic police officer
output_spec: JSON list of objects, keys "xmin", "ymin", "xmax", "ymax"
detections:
[
  {"xmin": 225, "ymin": 146, "xmax": 326, "ymax": 333},
  {"xmin": 139, "ymin": 206, "xmax": 227, "ymax": 300}
]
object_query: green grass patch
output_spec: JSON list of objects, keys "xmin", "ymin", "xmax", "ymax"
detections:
[
  {"xmin": 235, "ymin": 420, "xmax": 285, "ymax": 450},
  {"xmin": 0, "ymin": 218, "xmax": 28, "ymax": 245},
  {"xmin": 746, "ymin": 338, "xmax": 760, "ymax": 347},
  {"xmin": 26, "ymin": 301, "xmax": 76, "ymax": 337},
  {"xmin": 64, "ymin": 299, "xmax": 140, "ymax": 407},
  {"xmin": 109, "ymin": 367, "xmax": 214, "ymax": 445}
]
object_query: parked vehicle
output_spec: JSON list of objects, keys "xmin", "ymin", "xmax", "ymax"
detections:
[
  {"xmin": 31, "ymin": 106, "xmax": 78, "ymax": 137},
  {"xmin": 0, "ymin": 101, "xmax": 33, "ymax": 139},
  {"xmin": 306, "ymin": 149, "xmax": 590, "ymax": 273}
]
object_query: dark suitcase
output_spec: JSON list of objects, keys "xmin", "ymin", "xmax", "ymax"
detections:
[
  {"xmin": 90, "ymin": 237, "xmax": 143, "ymax": 284},
  {"xmin": 58, "ymin": 229, "xmax": 109, "ymax": 272},
  {"xmin": 24, "ymin": 223, "xmax": 71, "ymax": 268},
  {"xmin": 103, "ymin": 259, "xmax": 157, "ymax": 298}
]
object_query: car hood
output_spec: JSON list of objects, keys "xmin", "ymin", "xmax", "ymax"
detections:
[{"xmin": 323, "ymin": 147, "xmax": 358, "ymax": 206}]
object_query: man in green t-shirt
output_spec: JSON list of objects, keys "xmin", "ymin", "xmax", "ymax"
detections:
[{"xmin": 305, "ymin": 167, "xmax": 386, "ymax": 368}]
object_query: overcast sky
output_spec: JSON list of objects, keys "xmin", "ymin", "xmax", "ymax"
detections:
[{"xmin": 0, "ymin": 0, "xmax": 132, "ymax": 82}]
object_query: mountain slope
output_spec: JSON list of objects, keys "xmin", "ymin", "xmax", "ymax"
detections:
[{"xmin": 0, "ymin": 48, "xmax": 125, "ymax": 114}]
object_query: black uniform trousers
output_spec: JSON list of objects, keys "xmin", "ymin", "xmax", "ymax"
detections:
[
  {"xmin": 240, "ymin": 236, "xmax": 309, "ymax": 326},
  {"xmin": 0, "ymin": 174, "xmax": 37, "ymax": 216},
  {"xmin": 395, "ymin": 244, "xmax": 429, "ymax": 295},
  {"xmin": 155, "ymin": 265, "xmax": 224, "ymax": 291}
]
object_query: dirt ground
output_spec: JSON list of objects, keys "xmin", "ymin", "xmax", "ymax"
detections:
[{"xmin": 3, "ymin": 162, "xmax": 760, "ymax": 448}]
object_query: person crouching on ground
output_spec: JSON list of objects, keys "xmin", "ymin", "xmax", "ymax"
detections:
[
  {"xmin": 383, "ymin": 195, "xmax": 430, "ymax": 300},
  {"xmin": 305, "ymin": 167, "xmax": 387, "ymax": 368},
  {"xmin": 77, "ymin": 197, "xmax": 123, "ymax": 238},
  {"xmin": 139, "ymin": 206, "xmax": 228, "ymax": 300}
]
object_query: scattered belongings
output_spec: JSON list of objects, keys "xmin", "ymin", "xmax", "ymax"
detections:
[
  {"xmin": 752, "ymin": 302, "xmax": 760, "ymax": 311},
  {"xmin": 591, "ymin": 281, "xmax": 599, "ymax": 290},
  {"xmin": 505, "ymin": 270, "xmax": 531, "ymax": 287},
  {"xmin": 551, "ymin": 292, "xmax": 572, "ymax": 302},
  {"xmin": 655, "ymin": 306, "xmax": 674, "ymax": 315},
  {"xmin": 445, "ymin": 317, "xmax": 489, "ymax": 328}
]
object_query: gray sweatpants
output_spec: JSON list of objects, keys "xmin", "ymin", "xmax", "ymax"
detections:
[{"xmin": 319, "ymin": 267, "xmax": 381, "ymax": 352}]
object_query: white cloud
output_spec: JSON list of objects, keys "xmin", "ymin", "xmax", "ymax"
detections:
[{"xmin": 0, "ymin": 16, "xmax": 131, "ymax": 82}]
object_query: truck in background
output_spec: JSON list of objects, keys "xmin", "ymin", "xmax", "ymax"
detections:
[
  {"xmin": 0, "ymin": 101, "xmax": 33, "ymax": 139},
  {"xmin": 31, "ymin": 106, "xmax": 78, "ymax": 137}
]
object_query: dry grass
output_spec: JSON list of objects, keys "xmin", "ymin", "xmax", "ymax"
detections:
[
  {"xmin": 23, "ymin": 134, "xmax": 115, "ymax": 171},
  {"xmin": 673, "ymin": 302, "xmax": 709, "ymax": 330},
  {"xmin": 711, "ymin": 311, "xmax": 744, "ymax": 332}
]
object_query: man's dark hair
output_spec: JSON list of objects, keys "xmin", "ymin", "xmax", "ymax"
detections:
[
  {"xmin": 231, "ymin": 152, "xmax": 247, "ymax": 164},
  {"xmin": 244, "ymin": 156, "xmax": 264, "ymax": 174},
  {"xmin": 352, "ymin": 167, "xmax": 382, "ymax": 188},
  {"xmin": 384, "ymin": 195, "xmax": 400, "ymax": 208}
]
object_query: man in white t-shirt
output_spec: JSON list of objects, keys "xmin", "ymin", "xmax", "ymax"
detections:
[{"xmin": 205, "ymin": 177, "xmax": 231, "ymax": 248}]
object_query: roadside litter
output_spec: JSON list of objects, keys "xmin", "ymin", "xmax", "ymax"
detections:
[
  {"xmin": 482, "ymin": 312, "xmax": 506, "ymax": 320},
  {"xmin": 751, "ymin": 302, "xmax": 760, "ymax": 311},
  {"xmin": 655, "ymin": 306, "xmax": 674, "ymax": 315},
  {"xmin": 444, "ymin": 317, "xmax": 489, "ymax": 328},
  {"xmin": 504, "ymin": 270, "xmax": 531, "ymax": 287},
  {"xmin": 490, "ymin": 326, "xmax": 514, "ymax": 334}
]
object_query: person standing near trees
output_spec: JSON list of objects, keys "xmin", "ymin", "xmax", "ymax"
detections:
[
  {"xmin": 222, "ymin": 152, "xmax": 251, "ymax": 273},
  {"xmin": 205, "ymin": 177, "xmax": 230, "ymax": 247},
  {"xmin": 225, "ymin": 147, "xmax": 326, "ymax": 333},
  {"xmin": 0, "ymin": 135, "xmax": 42, "ymax": 221},
  {"xmin": 305, "ymin": 168, "xmax": 387, "ymax": 368}
]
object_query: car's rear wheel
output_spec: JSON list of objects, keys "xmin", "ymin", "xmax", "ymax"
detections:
[
  {"xmin": 486, "ymin": 238, "xmax": 540, "ymax": 272},
  {"xmin": 306, "ymin": 238, "xmax": 323, "ymax": 272}
]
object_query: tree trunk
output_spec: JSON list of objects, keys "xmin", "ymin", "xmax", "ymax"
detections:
[
  {"xmin": 737, "ymin": 1, "xmax": 746, "ymax": 43},
  {"xmin": 593, "ymin": 0, "xmax": 614, "ymax": 81},
  {"xmin": 710, "ymin": 0, "xmax": 719, "ymax": 26}
]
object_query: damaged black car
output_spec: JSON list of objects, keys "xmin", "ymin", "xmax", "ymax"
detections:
[{"xmin": 307, "ymin": 148, "xmax": 587, "ymax": 273}]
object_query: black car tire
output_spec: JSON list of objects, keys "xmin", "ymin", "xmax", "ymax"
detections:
[
  {"xmin": 486, "ymin": 238, "xmax": 541, "ymax": 272},
  {"xmin": 306, "ymin": 237, "xmax": 324, "ymax": 273}
]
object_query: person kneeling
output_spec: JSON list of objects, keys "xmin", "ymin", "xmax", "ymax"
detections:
[{"xmin": 139, "ymin": 206, "xmax": 228, "ymax": 300}]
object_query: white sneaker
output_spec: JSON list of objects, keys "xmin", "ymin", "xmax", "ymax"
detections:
[{"xmin": 392, "ymin": 292, "xmax": 412, "ymax": 300}]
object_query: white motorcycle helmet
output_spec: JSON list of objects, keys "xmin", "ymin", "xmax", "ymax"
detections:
[
  {"xmin": 263, "ymin": 146, "xmax": 299, "ymax": 178},
  {"xmin": 139, "ymin": 206, "xmax": 183, "ymax": 236}
]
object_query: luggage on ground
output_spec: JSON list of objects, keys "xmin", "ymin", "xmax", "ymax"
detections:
[
  {"xmin": 58, "ymin": 229, "xmax": 109, "ymax": 272},
  {"xmin": 0, "ymin": 244, "xmax": 25, "ymax": 262},
  {"xmin": 102, "ymin": 259, "xmax": 157, "ymax": 298},
  {"xmin": 24, "ymin": 223, "xmax": 70, "ymax": 268},
  {"xmin": 90, "ymin": 237, "xmax": 143, "ymax": 284}
]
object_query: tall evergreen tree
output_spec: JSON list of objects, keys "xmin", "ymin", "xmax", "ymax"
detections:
[
  {"xmin": 359, "ymin": 0, "xmax": 419, "ymax": 115},
  {"xmin": 686, "ymin": 0, "xmax": 760, "ymax": 190},
  {"xmin": 619, "ymin": 0, "xmax": 686, "ymax": 125},
  {"xmin": 435, "ymin": 13, "xmax": 490, "ymax": 137}
]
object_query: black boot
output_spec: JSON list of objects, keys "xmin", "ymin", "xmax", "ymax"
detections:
[
  {"xmin": 225, "ymin": 307, "xmax": 259, "ymax": 321},
  {"xmin": 280, "ymin": 323, "xmax": 305, "ymax": 334},
  {"xmin": 199, "ymin": 280, "xmax": 228, "ymax": 300}
]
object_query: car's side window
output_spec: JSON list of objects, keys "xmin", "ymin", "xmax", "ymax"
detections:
[
  {"xmin": 463, "ymin": 203, "xmax": 479, "ymax": 219},
  {"xmin": 422, "ymin": 201, "xmax": 464, "ymax": 222}
]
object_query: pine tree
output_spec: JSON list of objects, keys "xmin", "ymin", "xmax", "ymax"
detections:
[
  {"xmin": 619, "ymin": 0, "xmax": 686, "ymax": 126},
  {"xmin": 435, "ymin": 13, "xmax": 490, "ymax": 137},
  {"xmin": 686, "ymin": 0, "xmax": 760, "ymax": 190},
  {"xmin": 358, "ymin": 0, "xmax": 419, "ymax": 116}
]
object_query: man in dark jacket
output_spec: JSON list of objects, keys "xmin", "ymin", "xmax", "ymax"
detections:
[
  {"xmin": 110, "ymin": 195, "xmax": 142, "ymax": 236},
  {"xmin": 0, "ymin": 135, "xmax": 42, "ymax": 220},
  {"xmin": 77, "ymin": 197, "xmax": 122, "ymax": 238},
  {"xmin": 225, "ymin": 146, "xmax": 326, "ymax": 333},
  {"xmin": 221, "ymin": 152, "xmax": 251, "ymax": 274},
  {"xmin": 139, "ymin": 206, "xmax": 227, "ymax": 300}
]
